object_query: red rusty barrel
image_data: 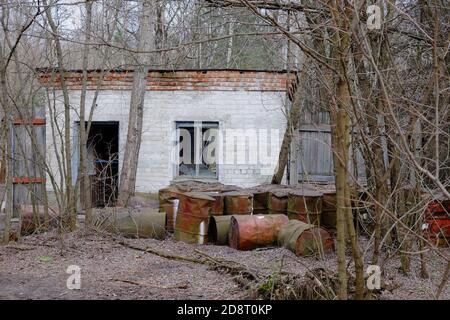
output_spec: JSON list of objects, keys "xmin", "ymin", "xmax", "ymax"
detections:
[
  {"xmin": 174, "ymin": 192, "xmax": 215, "ymax": 244},
  {"xmin": 205, "ymin": 192, "xmax": 225, "ymax": 216},
  {"xmin": 321, "ymin": 190, "xmax": 337, "ymax": 229},
  {"xmin": 278, "ymin": 220, "xmax": 333, "ymax": 256},
  {"xmin": 287, "ymin": 190, "xmax": 323, "ymax": 225},
  {"xmin": 228, "ymin": 214, "xmax": 289, "ymax": 250},
  {"xmin": 251, "ymin": 190, "xmax": 269, "ymax": 214},
  {"xmin": 158, "ymin": 185, "xmax": 180, "ymax": 208},
  {"xmin": 223, "ymin": 191, "xmax": 253, "ymax": 215},
  {"xmin": 424, "ymin": 200, "xmax": 450, "ymax": 246},
  {"xmin": 267, "ymin": 189, "xmax": 289, "ymax": 215}
]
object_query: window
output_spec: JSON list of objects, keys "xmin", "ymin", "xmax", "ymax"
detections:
[{"xmin": 176, "ymin": 121, "xmax": 218, "ymax": 178}]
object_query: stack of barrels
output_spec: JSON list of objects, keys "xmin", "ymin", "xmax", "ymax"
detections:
[{"xmin": 157, "ymin": 182, "xmax": 338, "ymax": 255}]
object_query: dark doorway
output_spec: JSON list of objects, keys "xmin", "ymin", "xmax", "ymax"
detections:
[{"xmin": 84, "ymin": 121, "xmax": 119, "ymax": 207}]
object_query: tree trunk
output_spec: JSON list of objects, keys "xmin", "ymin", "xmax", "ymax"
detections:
[
  {"xmin": 79, "ymin": 0, "xmax": 93, "ymax": 225},
  {"xmin": 271, "ymin": 77, "xmax": 301, "ymax": 185},
  {"xmin": 118, "ymin": 0, "xmax": 155, "ymax": 206},
  {"xmin": 332, "ymin": 106, "xmax": 348, "ymax": 300},
  {"xmin": 43, "ymin": 0, "xmax": 76, "ymax": 230}
]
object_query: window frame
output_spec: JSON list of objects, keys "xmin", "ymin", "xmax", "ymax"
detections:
[{"xmin": 175, "ymin": 121, "xmax": 219, "ymax": 179}]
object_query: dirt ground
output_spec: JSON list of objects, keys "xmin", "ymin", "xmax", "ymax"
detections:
[{"xmin": 0, "ymin": 228, "xmax": 448, "ymax": 300}]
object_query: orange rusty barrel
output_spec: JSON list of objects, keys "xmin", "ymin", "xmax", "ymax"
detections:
[
  {"xmin": 205, "ymin": 192, "xmax": 225, "ymax": 216},
  {"xmin": 223, "ymin": 191, "xmax": 253, "ymax": 215},
  {"xmin": 320, "ymin": 188, "xmax": 359, "ymax": 229},
  {"xmin": 278, "ymin": 220, "xmax": 334, "ymax": 256},
  {"xmin": 228, "ymin": 214, "xmax": 289, "ymax": 250},
  {"xmin": 159, "ymin": 199, "xmax": 179, "ymax": 232},
  {"xmin": 287, "ymin": 190, "xmax": 323, "ymax": 225},
  {"xmin": 267, "ymin": 189, "xmax": 289, "ymax": 215},
  {"xmin": 158, "ymin": 185, "xmax": 180, "ymax": 208},
  {"xmin": 174, "ymin": 192, "xmax": 215, "ymax": 244},
  {"xmin": 251, "ymin": 190, "xmax": 269, "ymax": 214},
  {"xmin": 321, "ymin": 190, "xmax": 337, "ymax": 229}
]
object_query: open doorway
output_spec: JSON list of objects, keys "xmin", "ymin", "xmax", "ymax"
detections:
[{"xmin": 83, "ymin": 121, "xmax": 119, "ymax": 207}]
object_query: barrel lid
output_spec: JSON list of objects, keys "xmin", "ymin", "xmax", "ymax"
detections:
[
  {"xmin": 270, "ymin": 189, "xmax": 290, "ymax": 198},
  {"xmin": 288, "ymin": 189, "xmax": 323, "ymax": 197},
  {"xmin": 222, "ymin": 190, "xmax": 253, "ymax": 197},
  {"xmin": 182, "ymin": 192, "xmax": 215, "ymax": 201}
]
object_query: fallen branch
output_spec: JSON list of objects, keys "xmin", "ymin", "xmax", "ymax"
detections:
[
  {"xmin": 111, "ymin": 278, "xmax": 189, "ymax": 289},
  {"xmin": 120, "ymin": 241, "xmax": 204, "ymax": 264},
  {"xmin": 119, "ymin": 241, "xmax": 260, "ymax": 289}
]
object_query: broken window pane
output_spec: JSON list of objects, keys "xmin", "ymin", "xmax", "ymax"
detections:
[{"xmin": 176, "ymin": 121, "xmax": 218, "ymax": 178}]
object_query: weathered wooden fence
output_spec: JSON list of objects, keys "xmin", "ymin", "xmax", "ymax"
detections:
[
  {"xmin": 11, "ymin": 107, "xmax": 46, "ymax": 215},
  {"xmin": 297, "ymin": 110, "xmax": 366, "ymax": 183}
]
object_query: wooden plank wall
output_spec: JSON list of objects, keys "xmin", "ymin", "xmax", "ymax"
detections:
[
  {"xmin": 12, "ymin": 105, "xmax": 46, "ymax": 215},
  {"xmin": 297, "ymin": 109, "xmax": 366, "ymax": 183}
]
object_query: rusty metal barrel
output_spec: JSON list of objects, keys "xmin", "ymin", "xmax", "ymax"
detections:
[
  {"xmin": 159, "ymin": 199, "xmax": 179, "ymax": 232},
  {"xmin": 319, "ymin": 187, "xmax": 358, "ymax": 229},
  {"xmin": 228, "ymin": 214, "xmax": 289, "ymax": 250},
  {"xmin": 321, "ymin": 190, "xmax": 337, "ymax": 229},
  {"xmin": 251, "ymin": 190, "xmax": 269, "ymax": 214},
  {"xmin": 267, "ymin": 190, "xmax": 289, "ymax": 215},
  {"xmin": 93, "ymin": 207, "xmax": 167, "ymax": 239},
  {"xmin": 223, "ymin": 191, "xmax": 253, "ymax": 215},
  {"xmin": 205, "ymin": 192, "xmax": 225, "ymax": 216},
  {"xmin": 208, "ymin": 215, "xmax": 234, "ymax": 245},
  {"xmin": 158, "ymin": 186, "xmax": 180, "ymax": 207},
  {"xmin": 174, "ymin": 192, "xmax": 215, "ymax": 244},
  {"xmin": 278, "ymin": 220, "xmax": 333, "ymax": 256},
  {"xmin": 287, "ymin": 190, "xmax": 323, "ymax": 225}
]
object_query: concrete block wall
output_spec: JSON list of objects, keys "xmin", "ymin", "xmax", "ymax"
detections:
[{"xmin": 46, "ymin": 90, "xmax": 287, "ymax": 193}]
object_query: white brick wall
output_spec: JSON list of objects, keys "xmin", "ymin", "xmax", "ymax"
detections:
[{"xmin": 46, "ymin": 90, "xmax": 287, "ymax": 193}]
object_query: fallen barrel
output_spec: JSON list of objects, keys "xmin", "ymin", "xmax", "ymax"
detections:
[
  {"xmin": 278, "ymin": 220, "xmax": 333, "ymax": 256},
  {"xmin": 174, "ymin": 192, "xmax": 215, "ymax": 244},
  {"xmin": 94, "ymin": 207, "xmax": 166, "ymax": 239},
  {"xmin": 287, "ymin": 190, "xmax": 323, "ymax": 225},
  {"xmin": 223, "ymin": 191, "xmax": 253, "ymax": 215},
  {"xmin": 208, "ymin": 215, "xmax": 234, "ymax": 245},
  {"xmin": 228, "ymin": 214, "xmax": 289, "ymax": 250}
]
